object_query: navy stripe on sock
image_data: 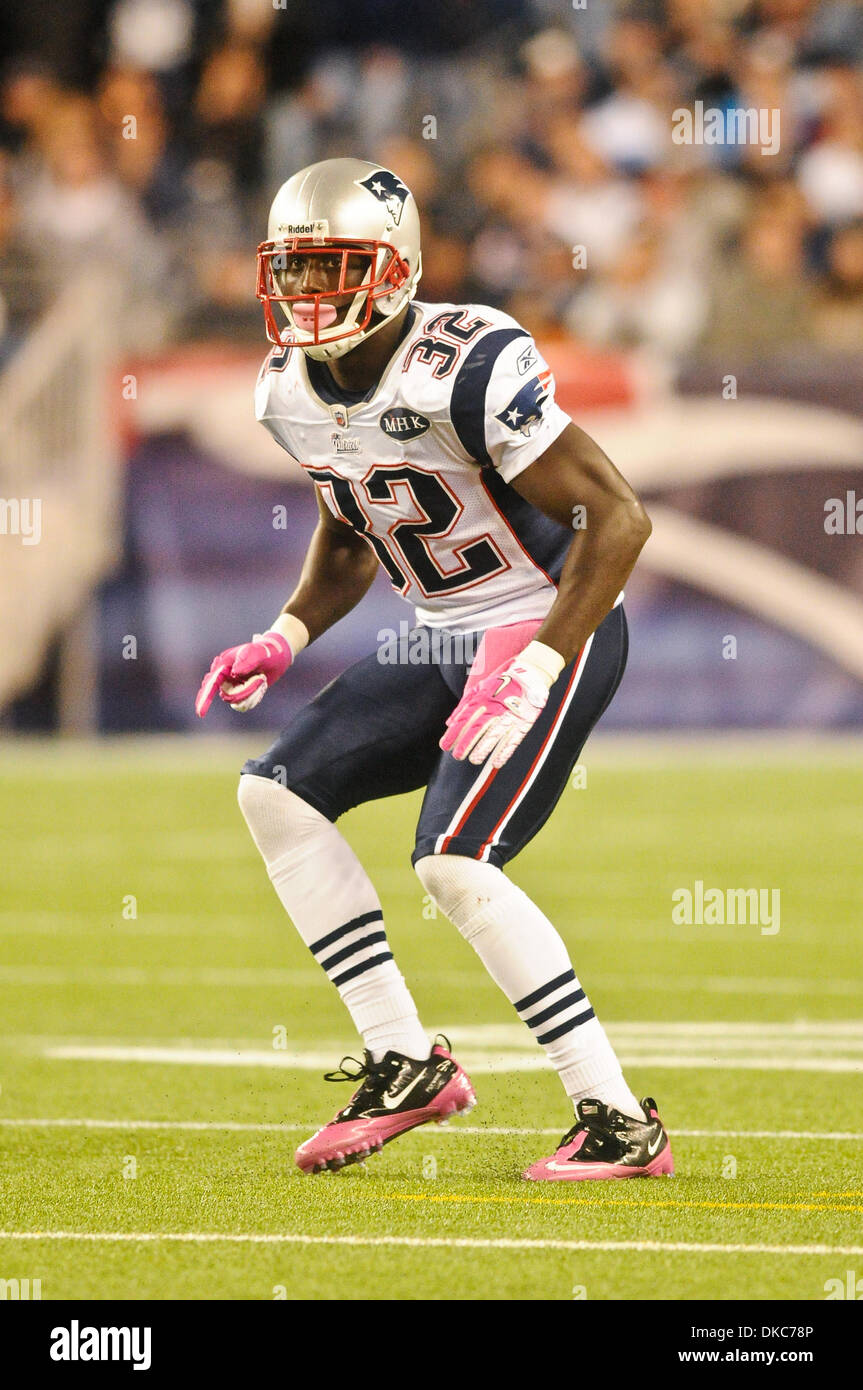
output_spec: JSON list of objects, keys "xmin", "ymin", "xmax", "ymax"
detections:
[
  {"xmin": 308, "ymin": 910, "xmax": 383, "ymax": 957},
  {"xmin": 514, "ymin": 969, "xmax": 576, "ymax": 1015},
  {"xmin": 536, "ymin": 1007, "xmax": 596, "ymax": 1046},
  {"xmin": 331, "ymin": 951, "xmax": 394, "ymax": 988},
  {"xmin": 523, "ymin": 988, "xmax": 586, "ymax": 1031},
  {"xmin": 319, "ymin": 930, "xmax": 388, "ymax": 973}
]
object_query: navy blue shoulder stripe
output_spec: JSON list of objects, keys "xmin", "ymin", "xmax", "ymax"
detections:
[{"xmin": 450, "ymin": 327, "xmax": 529, "ymax": 466}]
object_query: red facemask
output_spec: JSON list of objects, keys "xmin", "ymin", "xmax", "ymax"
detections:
[{"xmin": 256, "ymin": 238, "xmax": 411, "ymax": 347}]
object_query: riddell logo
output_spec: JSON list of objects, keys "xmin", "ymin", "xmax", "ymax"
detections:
[
  {"xmin": 50, "ymin": 1321, "xmax": 152, "ymax": 1371},
  {"xmin": 276, "ymin": 219, "xmax": 329, "ymax": 241}
]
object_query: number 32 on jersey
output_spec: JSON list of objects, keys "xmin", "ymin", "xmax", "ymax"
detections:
[{"xmin": 307, "ymin": 464, "xmax": 510, "ymax": 599}]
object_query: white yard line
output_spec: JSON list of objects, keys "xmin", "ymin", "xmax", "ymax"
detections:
[
  {"xmin": 0, "ymin": 966, "xmax": 483, "ymax": 989},
  {"xmin": 595, "ymin": 973, "xmax": 863, "ymax": 999},
  {"xmin": 2, "ymin": 729, "xmax": 861, "ymax": 771},
  {"xmin": 2, "ymin": 1117, "xmax": 863, "ymax": 1142},
  {"xmin": 609, "ymin": 1021, "xmax": 863, "ymax": 1035},
  {"xmin": 12, "ymin": 1022, "xmax": 863, "ymax": 1048},
  {"xmin": 10, "ymin": 1019, "xmax": 863, "ymax": 1073},
  {"xmin": 622, "ymin": 1057, "xmax": 863, "ymax": 1073},
  {"xmin": 37, "ymin": 1042, "xmax": 863, "ymax": 1074},
  {"xmin": 2, "ymin": 962, "xmax": 861, "ymax": 998},
  {"xmin": 10, "ymin": 1022, "xmax": 863, "ymax": 1053},
  {"xmin": 0, "ymin": 1229, "xmax": 861, "ymax": 1256},
  {"xmin": 0, "ymin": 967, "xmax": 331, "ymax": 987}
]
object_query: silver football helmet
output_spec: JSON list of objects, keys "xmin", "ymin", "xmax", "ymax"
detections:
[{"xmin": 256, "ymin": 157, "xmax": 423, "ymax": 360}]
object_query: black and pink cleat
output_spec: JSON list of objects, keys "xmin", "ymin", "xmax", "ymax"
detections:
[
  {"xmin": 295, "ymin": 1037, "xmax": 476, "ymax": 1175},
  {"xmin": 523, "ymin": 1096, "xmax": 674, "ymax": 1181}
]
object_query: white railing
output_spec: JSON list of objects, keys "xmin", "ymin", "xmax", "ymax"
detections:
[{"xmin": 0, "ymin": 272, "xmax": 122, "ymax": 729}]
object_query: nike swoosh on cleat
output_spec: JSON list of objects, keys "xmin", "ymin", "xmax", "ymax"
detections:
[
  {"xmin": 381, "ymin": 1072, "xmax": 428, "ymax": 1111},
  {"xmin": 647, "ymin": 1131, "xmax": 664, "ymax": 1155},
  {"xmin": 546, "ymin": 1160, "xmax": 609, "ymax": 1172}
]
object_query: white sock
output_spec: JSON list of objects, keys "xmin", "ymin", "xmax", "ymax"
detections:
[
  {"xmin": 238, "ymin": 775, "xmax": 429, "ymax": 1061},
  {"xmin": 415, "ymin": 854, "xmax": 644, "ymax": 1120}
]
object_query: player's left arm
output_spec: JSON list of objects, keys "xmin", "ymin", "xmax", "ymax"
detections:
[
  {"xmin": 441, "ymin": 423, "xmax": 650, "ymax": 767},
  {"xmin": 512, "ymin": 421, "xmax": 651, "ymax": 663}
]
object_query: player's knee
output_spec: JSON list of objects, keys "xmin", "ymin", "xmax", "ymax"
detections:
[
  {"xmin": 415, "ymin": 853, "xmax": 498, "ymax": 926},
  {"xmin": 415, "ymin": 853, "xmax": 448, "ymax": 908},
  {"xmin": 237, "ymin": 772, "xmax": 326, "ymax": 862},
  {"xmin": 237, "ymin": 772, "xmax": 280, "ymax": 847},
  {"xmin": 238, "ymin": 770, "xmax": 273, "ymax": 817}
]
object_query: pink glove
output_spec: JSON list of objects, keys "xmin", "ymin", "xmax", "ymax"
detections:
[
  {"xmin": 440, "ymin": 640, "xmax": 565, "ymax": 768},
  {"xmin": 195, "ymin": 631, "xmax": 292, "ymax": 718}
]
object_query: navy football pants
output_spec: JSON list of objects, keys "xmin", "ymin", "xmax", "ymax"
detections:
[{"xmin": 242, "ymin": 605, "xmax": 628, "ymax": 870}]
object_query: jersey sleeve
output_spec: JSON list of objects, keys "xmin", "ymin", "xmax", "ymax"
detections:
[
  {"xmin": 450, "ymin": 329, "xmax": 572, "ymax": 483},
  {"xmin": 257, "ymin": 413, "xmax": 301, "ymax": 463},
  {"xmin": 254, "ymin": 348, "xmax": 302, "ymax": 462}
]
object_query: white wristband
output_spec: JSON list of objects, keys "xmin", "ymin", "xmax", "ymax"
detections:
[
  {"xmin": 268, "ymin": 612, "xmax": 310, "ymax": 657},
  {"xmin": 521, "ymin": 639, "xmax": 566, "ymax": 688}
]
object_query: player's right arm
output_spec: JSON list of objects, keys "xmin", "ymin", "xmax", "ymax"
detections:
[
  {"xmin": 195, "ymin": 490, "xmax": 378, "ymax": 718},
  {"xmin": 278, "ymin": 488, "xmax": 379, "ymax": 643}
]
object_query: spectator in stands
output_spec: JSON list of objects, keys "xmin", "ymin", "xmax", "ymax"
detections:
[
  {"xmin": 0, "ymin": 151, "xmax": 45, "ymax": 363},
  {"xmin": 515, "ymin": 27, "xmax": 590, "ymax": 163},
  {"xmin": 191, "ymin": 42, "xmax": 266, "ymax": 195},
  {"xmin": 812, "ymin": 220, "xmax": 863, "ymax": 353},
  {"xmin": 797, "ymin": 61, "xmax": 863, "ymax": 226},
  {"xmin": 263, "ymin": 53, "xmax": 357, "ymax": 194},
  {"xmin": 665, "ymin": 2, "xmax": 739, "ymax": 108},
  {"xmin": 17, "ymin": 95, "xmax": 170, "ymax": 348},
  {"xmin": 541, "ymin": 115, "xmax": 645, "ymax": 271},
  {"xmin": 0, "ymin": 0, "xmax": 860, "ymax": 366},
  {"xmin": 732, "ymin": 27, "xmax": 799, "ymax": 176},
  {"xmin": 581, "ymin": 14, "xmax": 673, "ymax": 175},
  {"xmin": 97, "ymin": 67, "xmax": 187, "ymax": 227},
  {"xmin": 564, "ymin": 217, "xmax": 710, "ymax": 367},
  {"xmin": 0, "ymin": 58, "xmax": 65, "ymax": 181},
  {"xmin": 701, "ymin": 191, "xmax": 816, "ymax": 361}
]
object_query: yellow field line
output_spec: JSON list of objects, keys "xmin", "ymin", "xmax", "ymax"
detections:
[
  {"xmin": 810, "ymin": 1190, "xmax": 863, "ymax": 1198},
  {"xmin": 384, "ymin": 1193, "xmax": 863, "ymax": 1215}
]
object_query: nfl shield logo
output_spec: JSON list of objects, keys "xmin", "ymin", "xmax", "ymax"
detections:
[{"xmin": 332, "ymin": 407, "xmax": 349, "ymax": 429}]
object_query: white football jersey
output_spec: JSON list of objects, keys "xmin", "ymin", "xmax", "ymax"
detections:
[{"xmin": 255, "ymin": 302, "xmax": 573, "ymax": 632}]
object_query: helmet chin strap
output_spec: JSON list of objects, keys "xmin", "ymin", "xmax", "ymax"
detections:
[{"xmin": 300, "ymin": 303, "xmax": 403, "ymax": 361}]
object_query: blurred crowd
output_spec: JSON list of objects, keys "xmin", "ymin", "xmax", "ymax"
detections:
[{"xmin": 1, "ymin": 0, "xmax": 862, "ymax": 373}]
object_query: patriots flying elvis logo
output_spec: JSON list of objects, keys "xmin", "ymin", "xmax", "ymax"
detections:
[
  {"xmin": 357, "ymin": 169, "xmax": 410, "ymax": 225},
  {"xmin": 495, "ymin": 370, "xmax": 553, "ymax": 437}
]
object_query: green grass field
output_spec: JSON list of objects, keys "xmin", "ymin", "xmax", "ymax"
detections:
[{"xmin": 1, "ymin": 736, "xmax": 861, "ymax": 1301}]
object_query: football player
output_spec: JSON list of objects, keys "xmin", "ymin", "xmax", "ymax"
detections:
[{"xmin": 196, "ymin": 158, "xmax": 673, "ymax": 1181}]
